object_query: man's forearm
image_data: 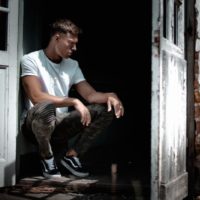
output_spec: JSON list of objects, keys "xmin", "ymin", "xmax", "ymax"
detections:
[
  {"xmin": 87, "ymin": 92, "xmax": 114, "ymax": 104},
  {"xmin": 29, "ymin": 92, "xmax": 79, "ymax": 108}
]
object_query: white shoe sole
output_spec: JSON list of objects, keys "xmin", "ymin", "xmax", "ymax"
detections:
[
  {"xmin": 43, "ymin": 172, "xmax": 61, "ymax": 179},
  {"xmin": 61, "ymin": 160, "xmax": 89, "ymax": 177}
]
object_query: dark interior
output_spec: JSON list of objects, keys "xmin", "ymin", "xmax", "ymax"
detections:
[{"xmin": 22, "ymin": 0, "xmax": 151, "ymax": 197}]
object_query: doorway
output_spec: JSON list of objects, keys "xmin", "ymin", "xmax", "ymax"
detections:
[{"xmin": 21, "ymin": 0, "xmax": 152, "ymax": 198}]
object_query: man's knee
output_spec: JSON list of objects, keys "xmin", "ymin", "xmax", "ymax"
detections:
[
  {"xmin": 88, "ymin": 103, "xmax": 114, "ymax": 120},
  {"xmin": 32, "ymin": 101, "xmax": 56, "ymax": 123},
  {"xmin": 26, "ymin": 101, "xmax": 56, "ymax": 131}
]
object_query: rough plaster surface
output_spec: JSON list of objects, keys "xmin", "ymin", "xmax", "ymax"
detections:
[{"xmin": 196, "ymin": 0, "xmax": 200, "ymax": 51}]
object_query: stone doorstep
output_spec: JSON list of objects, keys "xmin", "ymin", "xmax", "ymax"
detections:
[
  {"xmin": 9, "ymin": 176, "xmax": 98, "ymax": 194},
  {"xmin": 0, "ymin": 175, "xmax": 145, "ymax": 200}
]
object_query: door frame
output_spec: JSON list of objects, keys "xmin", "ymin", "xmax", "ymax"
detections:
[
  {"xmin": 185, "ymin": 0, "xmax": 195, "ymax": 198},
  {"xmin": 151, "ymin": 0, "xmax": 189, "ymax": 199},
  {"xmin": 0, "ymin": 0, "xmax": 19, "ymax": 187}
]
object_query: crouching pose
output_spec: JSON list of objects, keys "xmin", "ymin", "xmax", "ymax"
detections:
[{"xmin": 20, "ymin": 18, "xmax": 124, "ymax": 178}]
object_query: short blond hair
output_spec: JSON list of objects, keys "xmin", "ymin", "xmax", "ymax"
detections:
[{"xmin": 49, "ymin": 19, "xmax": 81, "ymax": 37}]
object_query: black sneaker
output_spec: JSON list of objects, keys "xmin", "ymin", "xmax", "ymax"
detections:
[
  {"xmin": 41, "ymin": 156, "xmax": 61, "ymax": 178},
  {"xmin": 60, "ymin": 156, "xmax": 89, "ymax": 177}
]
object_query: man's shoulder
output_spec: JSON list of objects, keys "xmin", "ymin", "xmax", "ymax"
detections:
[{"xmin": 21, "ymin": 50, "xmax": 43, "ymax": 61}]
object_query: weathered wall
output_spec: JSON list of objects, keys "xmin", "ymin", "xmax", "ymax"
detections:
[{"xmin": 194, "ymin": 0, "xmax": 200, "ymax": 195}]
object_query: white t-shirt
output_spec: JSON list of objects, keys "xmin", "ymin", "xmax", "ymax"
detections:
[{"xmin": 20, "ymin": 50, "xmax": 85, "ymax": 115}]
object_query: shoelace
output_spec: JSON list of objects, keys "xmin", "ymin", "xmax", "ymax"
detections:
[
  {"xmin": 45, "ymin": 157, "xmax": 57, "ymax": 170},
  {"xmin": 73, "ymin": 157, "xmax": 82, "ymax": 168}
]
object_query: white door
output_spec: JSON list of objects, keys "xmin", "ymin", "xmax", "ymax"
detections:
[
  {"xmin": 0, "ymin": 0, "xmax": 19, "ymax": 187},
  {"xmin": 151, "ymin": 0, "xmax": 188, "ymax": 199}
]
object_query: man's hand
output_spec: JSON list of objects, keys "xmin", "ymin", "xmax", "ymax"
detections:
[
  {"xmin": 75, "ymin": 81, "xmax": 124, "ymax": 119},
  {"xmin": 107, "ymin": 93, "xmax": 124, "ymax": 118},
  {"xmin": 73, "ymin": 99, "xmax": 91, "ymax": 126}
]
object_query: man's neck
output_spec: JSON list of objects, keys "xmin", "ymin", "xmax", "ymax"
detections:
[{"xmin": 44, "ymin": 48, "xmax": 62, "ymax": 64}]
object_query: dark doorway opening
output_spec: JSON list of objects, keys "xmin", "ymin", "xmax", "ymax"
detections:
[{"xmin": 21, "ymin": 0, "xmax": 151, "ymax": 198}]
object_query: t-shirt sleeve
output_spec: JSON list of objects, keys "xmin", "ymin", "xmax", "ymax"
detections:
[
  {"xmin": 72, "ymin": 63, "xmax": 86, "ymax": 84},
  {"xmin": 20, "ymin": 55, "xmax": 39, "ymax": 77}
]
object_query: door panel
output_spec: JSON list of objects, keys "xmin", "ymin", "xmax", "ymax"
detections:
[
  {"xmin": 160, "ymin": 50, "xmax": 187, "ymax": 199},
  {"xmin": 151, "ymin": 0, "xmax": 188, "ymax": 199},
  {"xmin": 0, "ymin": 0, "xmax": 19, "ymax": 187},
  {"xmin": 0, "ymin": 67, "xmax": 8, "ymax": 160}
]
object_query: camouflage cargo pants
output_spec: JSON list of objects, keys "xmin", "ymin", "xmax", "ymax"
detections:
[{"xmin": 21, "ymin": 101, "xmax": 114, "ymax": 158}]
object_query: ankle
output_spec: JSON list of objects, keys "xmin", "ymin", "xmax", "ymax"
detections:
[
  {"xmin": 66, "ymin": 149, "xmax": 78, "ymax": 157},
  {"xmin": 41, "ymin": 154, "xmax": 53, "ymax": 160}
]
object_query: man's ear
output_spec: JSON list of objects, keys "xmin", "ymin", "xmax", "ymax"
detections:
[{"xmin": 55, "ymin": 34, "xmax": 60, "ymax": 40}]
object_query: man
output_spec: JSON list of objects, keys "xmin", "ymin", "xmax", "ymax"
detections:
[{"xmin": 20, "ymin": 19, "xmax": 124, "ymax": 178}]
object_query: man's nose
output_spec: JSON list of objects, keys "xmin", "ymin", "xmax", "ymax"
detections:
[{"xmin": 72, "ymin": 44, "xmax": 77, "ymax": 51}]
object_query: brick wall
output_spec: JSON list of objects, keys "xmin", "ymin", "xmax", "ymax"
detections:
[
  {"xmin": 194, "ymin": 1, "xmax": 200, "ymax": 195},
  {"xmin": 195, "ymin": 51, "xmax": 200, "ymax": 155}
]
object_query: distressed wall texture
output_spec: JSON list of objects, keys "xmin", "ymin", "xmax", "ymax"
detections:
[
  {"xmin": 194, "ymin": 0, "xmax": 200, "ymax": 194},
  {"xmin": 195, "ymin": 0, "xmax": 200, "ymax": 155}
]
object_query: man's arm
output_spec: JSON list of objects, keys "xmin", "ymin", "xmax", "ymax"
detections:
[
  {"xmin": 22, "ymin": 75, "xmax": 91, "ymax": 126},
  {"xmin": 75, "ymin": 80, "xmax": 124, "ymax": 118},
  {"xmin": 22, "ymin": 75, "xmax": 77, "ymax": 106}
]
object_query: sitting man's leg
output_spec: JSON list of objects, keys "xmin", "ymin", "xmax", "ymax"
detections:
[
  {"xmin": 21, "ymin": 101, "xmax": 61, "ymax": 178},
  {"xmin": 22, "ymin": 102, "xmax": 114, "ymax": 178},
  {"xmin": 53, "ymin": 104, "xmax": 114, "ymax": 177}
]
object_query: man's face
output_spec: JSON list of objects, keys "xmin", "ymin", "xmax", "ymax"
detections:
[{"xmin": 55, "ymin": 32, "xmax": 78, "ymax": 58}]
